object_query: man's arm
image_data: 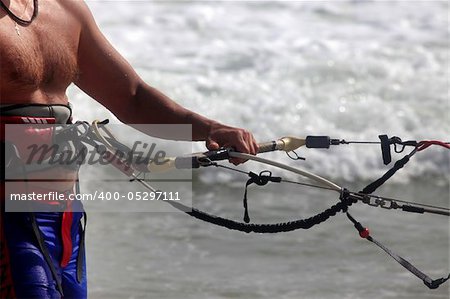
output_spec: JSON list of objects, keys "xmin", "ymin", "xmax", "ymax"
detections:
[{"xmin": 71, "ymin": 1, "xmax": 257, "ymax": 158}]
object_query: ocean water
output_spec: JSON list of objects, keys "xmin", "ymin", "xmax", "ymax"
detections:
[{"xmin": 69, "ymin": 1, "xmax": 449, "ymax": 298}]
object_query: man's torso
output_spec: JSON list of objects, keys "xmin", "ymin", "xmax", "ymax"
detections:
[
  {"xmin": 0, "ymin": 0, "xmax": 81, "ymax": 105},
  {"xmin": 1, "ymin": 0, "xmax": 85, "ymax": 189}
]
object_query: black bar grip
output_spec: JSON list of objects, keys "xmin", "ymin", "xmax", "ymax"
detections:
[
  {"xmin": 305, "ymin": 136, "xmax": 331, "ymax": 148},
  {"xmin": 174, "ymin": 148, "xmax": 232, "ymax": 169},
  {"xmin": 205, "ymin": 148, "xmax": 232, "ymax": 161}
]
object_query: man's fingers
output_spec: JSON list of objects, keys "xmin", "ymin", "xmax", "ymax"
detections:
[
  {"xmin": 236, "ymin": 130, "xmax": 257, "ymax": 155},
  {"xmin": 206, "ymin": 124, "xmax": 258, "ymax": 165},
  {"xmin": 206, "ymin": 139, "xmax": 220, "ymax": 150},
  {"xmin": 245, "ymin": 130, "xmax": 258, "ymax": 155},
  {"xmin": 229, "ymin": 157, "xmax": 245, "ymax": 165}
]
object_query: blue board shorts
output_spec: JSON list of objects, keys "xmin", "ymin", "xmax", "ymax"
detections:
[{"xmin": 1, "ymin": 204, "xmax": 87, "ymax": 299}]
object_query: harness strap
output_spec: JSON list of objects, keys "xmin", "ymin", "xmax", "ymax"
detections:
[
  {"xmin": 77, "ymin": 212, "xmax": 87, "ymax": 283},
  {"xmin": 368, "ymin": 235, "xmax": 450, "ymax": 289},
  {"xmin": 0, "ymin": 104, "xmax": 72, "ymax": 124},
  {"xmin": 345, "ymin": 211, "xmax": 450, "ymax": 289},
  {"xmin": 29, "ymin": 213, "xmax": 64, "ymax": 296}
]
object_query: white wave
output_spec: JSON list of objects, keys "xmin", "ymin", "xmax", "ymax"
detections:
[{"xmin": 70, "ymin": 0, "xmax": 449, "ymax": 181}]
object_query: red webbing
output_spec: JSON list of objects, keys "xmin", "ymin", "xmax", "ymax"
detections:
[{"xmin": 416, "ymin": 140, "xmax": 450, "ymax": 151}]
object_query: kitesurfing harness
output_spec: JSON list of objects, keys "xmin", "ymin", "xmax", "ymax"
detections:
[{"xmin": 1, "ymin": 104, "xmax": 87, "ymax": 297}]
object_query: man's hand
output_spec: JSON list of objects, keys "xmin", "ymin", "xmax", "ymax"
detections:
[{"xmin": 206, "ymin": 122, "xmax": 258, "ymax": 165}]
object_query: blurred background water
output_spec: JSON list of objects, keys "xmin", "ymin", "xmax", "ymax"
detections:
[{"xmin": 69, "ymin": 1, "xmax": 449, "ymax": 298}]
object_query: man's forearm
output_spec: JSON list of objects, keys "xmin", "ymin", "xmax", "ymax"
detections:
[{"xmin": 116, "ymin": 82, "xmax": 218, "ymax": 141}]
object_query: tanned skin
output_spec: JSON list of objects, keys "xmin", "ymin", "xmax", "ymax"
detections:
[{"xmin": 0, "ymin": 0, "xmax": 258, "ymax": 189}]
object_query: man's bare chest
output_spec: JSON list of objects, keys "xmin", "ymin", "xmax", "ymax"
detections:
[{"xmin": 0, "ymin": 11, "xmax": 79, "ymax": 90}]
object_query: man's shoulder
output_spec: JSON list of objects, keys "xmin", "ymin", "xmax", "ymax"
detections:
[{"xmin": 58, "ymin": 0, "xmax": 92, "ymax": 22}]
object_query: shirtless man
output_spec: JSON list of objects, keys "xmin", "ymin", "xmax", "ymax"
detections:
[{"xmin": 0, "ymin": 0, "xmax": 257, "ymax": 298}]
